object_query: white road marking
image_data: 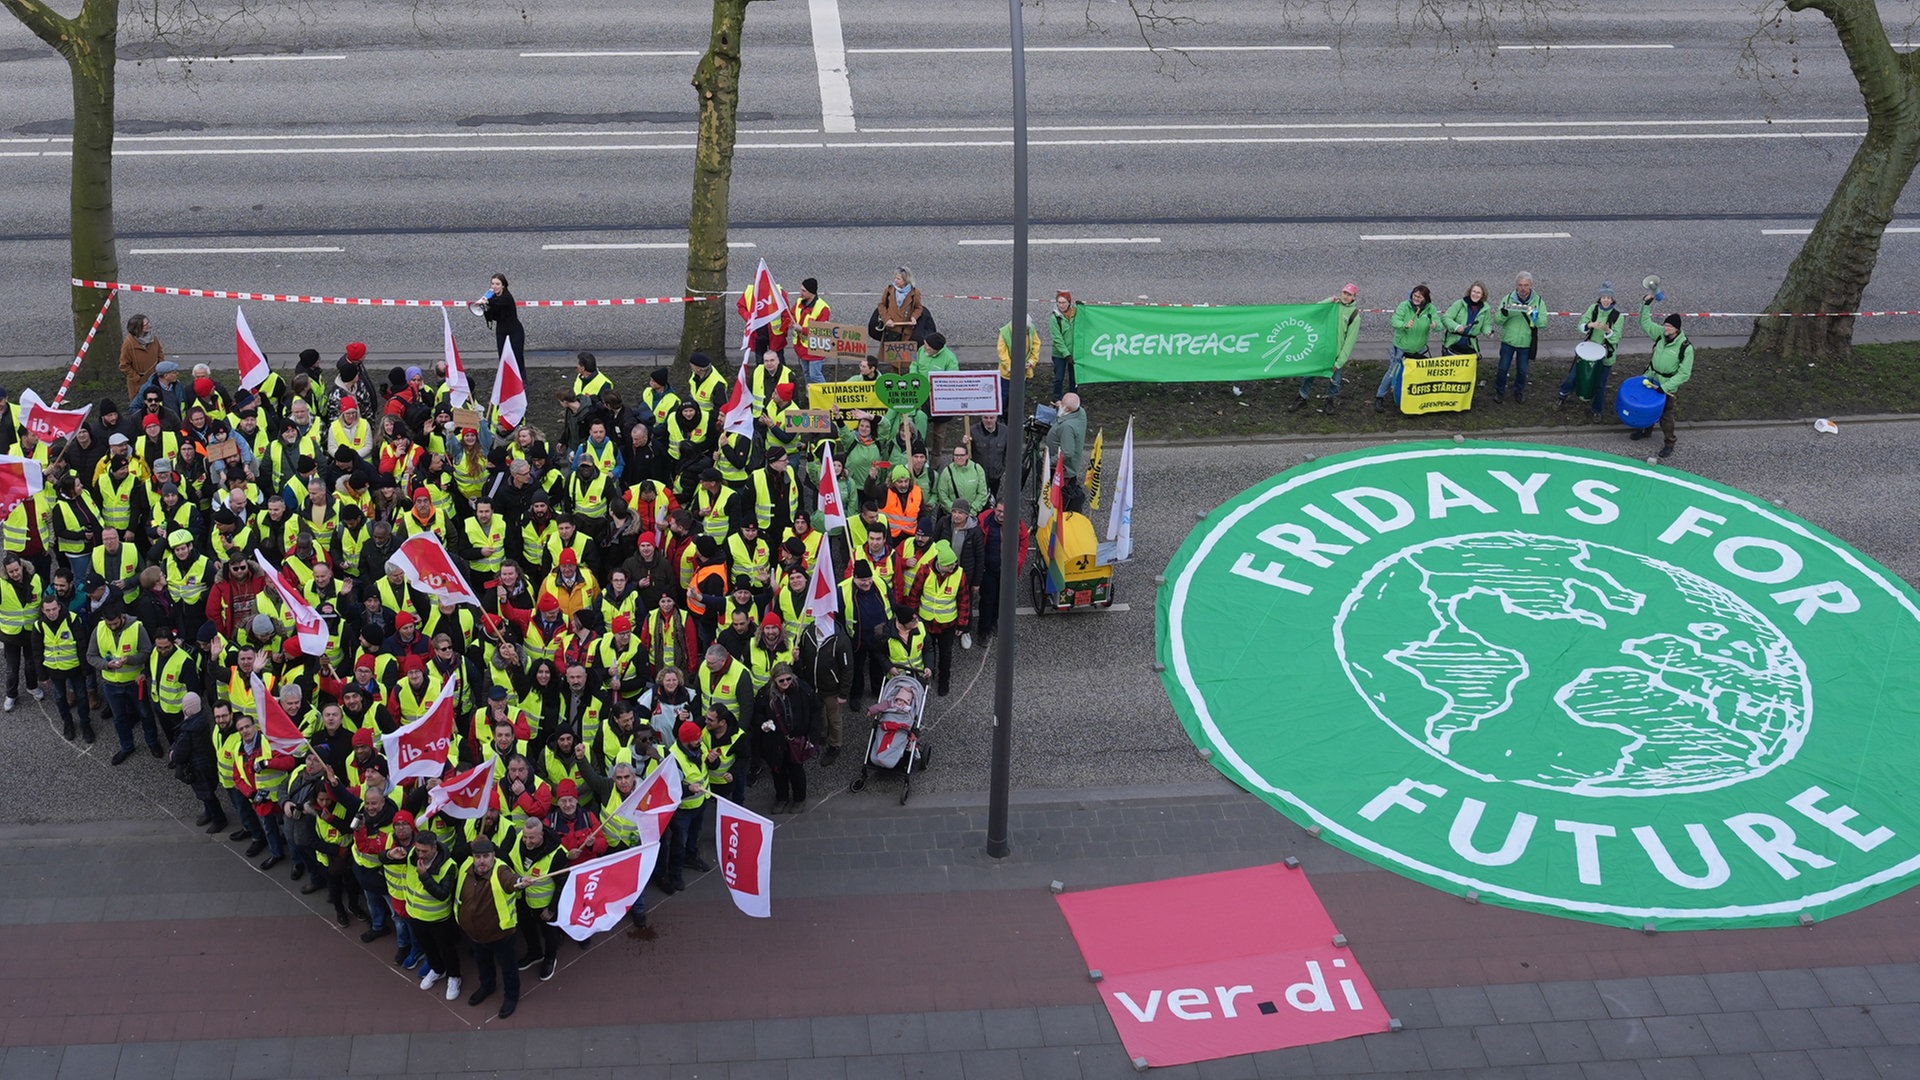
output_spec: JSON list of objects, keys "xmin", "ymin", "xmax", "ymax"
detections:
[
  {"xmin": 957, "ymin": 237, "xmax": 1161, "ymax": 246},
  {"xmin": 129, "ymin": 246, "xmax": 343, "ymax": 255},
  {"xmin": 1763, "ymin": 227, "xmax": 1920, "ymax": 235},
  {"xmin": 518, "ymin": 50, "xmax": 700, "ymax": 57},
  {"xmin": 541, "ymin": 242, "xmax": 756, "ymax": 250},
  {"xmin": 846, "ymin": 45, "xmax": 1329, "ymax": 53},
  {"xmin": 860, "ymin": 117, "xmax": 1864, "ymax": 135},
  {"xmin": 807, "ymin": 0, "xmax": 857, "ymax": 133},
  {"xmin": 1497, "ymin": 43, "xmax": 1674, "ymax": 50},
  {"xmin": 1363, "ymin": 232, "xmax": 1571, "ymax": 241},
  {"xmin": 164, "ymin": 54, "xmax": 346, "ymax": 62}
]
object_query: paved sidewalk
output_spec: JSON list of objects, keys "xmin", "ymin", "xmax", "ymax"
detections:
[{"xmin": 3, "ymin": 777, "xmax": 1918, "ymax": 1079}]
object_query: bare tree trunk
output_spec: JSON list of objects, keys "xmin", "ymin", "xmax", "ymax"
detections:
[
  {"xmin": 1748, "ymin": 0, "xmax": 1920, "ymax": 362},
  {"xmin": 677, "ymin": 0, "xmax": 754, "ymax": 366},
  {"xmin": 1, "ymin": 0, "xmax": 122, "ymax": 363}
]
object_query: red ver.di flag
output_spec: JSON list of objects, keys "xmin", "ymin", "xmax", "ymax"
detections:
[
  {"xmin": 714, "ymin": 795, "xmax": 773, "ymax": 918},
  {"xmin": 236, "ymin": 306, "xmax": 270, "ymax": 392},
  {"xmin": 252, "ymin": 676, "xmax": 309, "ymax": 758},
  {"xmin": 490, "ymin": 339, "xmax": 527, "ymax": 429},
  {"xmin": 423, "ymin": 756, "xmax": 496, "ymax": 821},
  {"xmin": 1055, "ymin": 864, "xmax": 1391, "ymax": 1068},
  {"xmin": 553, "ymin": 845, "xmax": 656, "ymax": 941},
  {"xmin": 613, "ymin": 753, "xmax": 682, "ymax": 846},
  {"xmin": 380, "ymin": 677, "xmax": 458, "ymax": 785},
  {"xmin": 389, "ymin": 532, "xmax": 483, "ymax": 607},
  {"xmin": 254, "ymin": 551, "xmax": 330, "ymax": 656},
  {"xmin": 0, "ymin": 456, "xmax": 43, "ymax": 523},
  {"xmin": 816, "ymin": 443, "xmax": 848, "ymax": 531},
  {"xmin": 16, "ymin": 390, "xmax": 89, "ymax": 442}
]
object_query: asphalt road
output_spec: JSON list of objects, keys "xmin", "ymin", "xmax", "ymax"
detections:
[{"xmin": 2, "ymin": 0, "xmax": 1917, "ymax": 362}]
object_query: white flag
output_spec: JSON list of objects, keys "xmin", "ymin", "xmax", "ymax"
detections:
[
  {"xmin": 803, "ymin": 531, "xmax": 838, "ymax": 639},
  {"xmin": 490, "ymin": 339, "xmax": 527, "ymax": 429},
  {"xmin": 714, "ymin": 795, "xmax": 774, "ymax": 918},
  {"xmin": 441, "ymin": 308, "xmax": 471, "ymax": 408},
  {"xmin": 379, "ymin": 676, "xmax": 458, "ymax": 785},
  {"xmin": 389, "ymin": 532, "xmax": 483, "ymax": 607},
  {"xmin": 1098, "ymin": 417, "xmax": 1135, "ymax": 564},
  {"xmin": 1036, "ymin": 446, "xmax": 1054, "ymax": 532},
  {"xmin": 254, "ymin": 551, "xmax": 329, "ymax": 657},
  {"xmin": 614, "ymin": 753, "xmax": 683, "ymax": 846}
]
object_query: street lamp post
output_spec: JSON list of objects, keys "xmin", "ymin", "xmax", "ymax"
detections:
[{"xmin": 986, "ymin": 0, "xmax": 1029, "ymax": 860}]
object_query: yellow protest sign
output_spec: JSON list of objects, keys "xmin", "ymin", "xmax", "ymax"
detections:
[
  {"xmin": 809, "ymin": 380, "xmax": 885, "ymax": 415},
  {"xmin": 1400, "ymin": 353, "xmax": 1479, "ymax": 414}
]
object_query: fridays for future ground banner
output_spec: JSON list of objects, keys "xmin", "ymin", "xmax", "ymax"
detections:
[
  {"xmin": 1158, "ymin": 441, "xmax": 1920, "ymax": 930},
  {"xmin": 1074, "ymin": 303, "xmax": 1340, "ymax": 384}
]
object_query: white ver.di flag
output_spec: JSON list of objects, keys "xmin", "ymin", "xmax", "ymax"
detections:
[{"xmin": 1097, "ymin": 416, "xmax": 1135, "ymax": 564}]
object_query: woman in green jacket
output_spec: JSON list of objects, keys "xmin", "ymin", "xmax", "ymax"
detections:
[
  {"xmin": 1049, "ymin": 290, "xmax": 1076, "ymax": 401},
  {"xmin": 1291, "ymin": 283, "xmax": 1360, "ymax": 413},
  {"xmin": 1441, "ymin": 282, "xmax": 1490, "ymax": 357},
  {"xmin": 1375, "ymin": 284, "xmax": 1434, "ymax": 413},
  {"xmin": 1558, "ymin": 283, "xmax": 1624, "ymax": 417}
]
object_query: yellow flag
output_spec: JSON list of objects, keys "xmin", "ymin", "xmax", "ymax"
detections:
[{"xmin": 1086, "ymin": 428, "xmax": 1106, "ymax": 510}]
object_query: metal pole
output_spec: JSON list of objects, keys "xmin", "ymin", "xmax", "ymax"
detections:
[{"xmin": 986, "ymin": 0, "xmax": 1029, "ymax": 860}]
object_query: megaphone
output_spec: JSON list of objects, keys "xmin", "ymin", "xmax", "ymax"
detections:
[{"xmin": 1642, "ymin": 275, "xmax": 1665, "ymax": 303}]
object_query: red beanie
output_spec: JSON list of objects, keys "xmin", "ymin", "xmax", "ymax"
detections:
[
  {"xmin": 194, "ymin": 377, "xmax": 214, "ymax": 398},
  {"xmin": 677, "ymin": 721, "xmax": 702, "ymax": 744},
  {"xmin": 611, "ymin": 614, "xmax": 632, "ymax": 633},
  {"xmin": 346, "ymin": 342, "xmax": 367, "ymax": 362},
  {"xmin": 351, "ymin": 727, "xmax": 375, "ymax": 747},
  {"xmin": 339, "ymin": 396, "xmax": 359, "ymax": 412}
]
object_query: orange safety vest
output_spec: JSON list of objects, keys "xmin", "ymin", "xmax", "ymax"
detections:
[
  {"xmin": 882, "ymin": 485, "xmax": 923, "ymax": 539},
  {"xmin": 685, "ymin": 563, "xmax": 729, "ymax": 617}
]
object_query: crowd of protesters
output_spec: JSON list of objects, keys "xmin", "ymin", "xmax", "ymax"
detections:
[{"xmin": 6, "ymin": 267, "xmax": 1076, "ymax": 1018}]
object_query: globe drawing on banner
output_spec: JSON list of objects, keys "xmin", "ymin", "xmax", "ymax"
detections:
[{"xmin": 1159, "ymin": 442, "xmax": 1920, "ymax": 929}]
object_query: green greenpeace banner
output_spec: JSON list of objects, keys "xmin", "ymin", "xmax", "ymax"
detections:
[
  {"xmin": 1159, "ymin": 441, "xmax": 1920, "ymax": 929},
  {"xmin": 1076, "ymin": 303, "xmax": 1339, "ymax": 384}
]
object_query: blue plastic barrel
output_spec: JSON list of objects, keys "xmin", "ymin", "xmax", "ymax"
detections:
[{"xmin": 1615, "ymin": 375, "xmax": 1667, "ymax": 428}]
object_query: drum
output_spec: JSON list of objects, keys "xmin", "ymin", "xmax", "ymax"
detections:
[
  {"xmin": 1615, "ymin": 374, "xmax": 1667, "ymax": 428},
  {"xmin": 1572, "ymin": 341, "xmax": 1607, "ymax": 399}
]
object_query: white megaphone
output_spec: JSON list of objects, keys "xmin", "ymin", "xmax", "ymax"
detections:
[
  {"xmin": 1642, "ymin": 275, "xmax": 1665, "ymax": 303},
  {"xmin": 468, "ymin": 288, "xmax": 494, "ymax": 318}
]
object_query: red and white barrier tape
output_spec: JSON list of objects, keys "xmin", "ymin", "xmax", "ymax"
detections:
[
  {"xmin": 71, "ymin": 279, "xmax": 716, "ymax": 308},
  {"xmin": 55, "ymin": 287, "xmax": 118, "ymax": 408},
  {"xmin": 1354, "ymin": 306, "xmax": 1920, "ymax": 319},
  {"xmin": 73, "ymin": 279, "xmax": 1918, "ymax": 320}
]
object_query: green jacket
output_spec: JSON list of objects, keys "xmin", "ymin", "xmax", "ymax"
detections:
[
  {"xmin": 931, "ymin": 461, "xmax": 989, "ymax": 516},
  {"xmin": 1323, "ymin": 298, "xmax": 1361, "ymax": 369},
  {"xmin": 909, "ymin": 346, "xmax": 959, "ymax": 379},
  {"xmin": 1640, "ymin": 306, "xmax": 1694, "ymax": 394},
  {"xmin": 1441, "ymin": 298, "xmax": 1490, "ymax": 351},
  {"xmin": 1580, "ymin": 303, "xmax": 1625, "ymax": 364},
  {"xmin": 1390, "ymin": 300, "xmax": 1433, "ymax": 355},
  {"xmin": 1497, "ymin": 289, "xmax": 1547, "ymax": 347},
  {"xmin": 1045, "ymin": 406, "xmax": 1089, "ymax": 478},
  {"xmin": 1050, "ymin": 311, "xmax": 1074, "ymax": 358}
]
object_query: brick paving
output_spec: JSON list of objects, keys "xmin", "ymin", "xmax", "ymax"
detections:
[{"xmin": 3, "ymin": 784, "xmax": 1918, "ymax": 1078}]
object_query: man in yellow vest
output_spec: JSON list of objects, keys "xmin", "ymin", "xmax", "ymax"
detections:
[
  {"xmin": 39, "ymin": 595, "xmax": 91, "ymax": 743},
  {"xmin": 0, "ymin": 555, "xmax": 41, "ymax": 712},
  {"xmin": 88, "ymin": 598, "xmax": 160, "ymax": 765},
  {"xmin": 908, "ymin": 541, "xmax": 970, "ymax": 697},
  {"xmin": 144, "ymin": 627, "xmax": 196, "ymax": 743},
  {"xmin": 406, "ymin": 831, "xmax": 465, "ymax": 1002},
  {"xmin": 664, "ymin": 719, "xmax": 712, "ymax": 892}
]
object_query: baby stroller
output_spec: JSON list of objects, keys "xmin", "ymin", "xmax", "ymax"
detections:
[{"xmin": 849, "ymin": 673, "xmax": 931, "ymax": 804}]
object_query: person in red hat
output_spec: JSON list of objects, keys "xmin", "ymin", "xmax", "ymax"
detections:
[
  {"xmin": 385, "ymin": 608, "xmax": 432, "ymax": 666},
  {"xmin": 546, "ymin": 778, "xmax": 606, "ymax": 863},
  {"xmin": 394, "ymin": 652, "xmax": 446, "ymax": 728},
  {"xmin": 596, "ymin": 612, "xmax": 648, "ymax": 705},
  {"xmin": 327, "ymin": 393, "xmax": 373, "ymax": 457},
  {"xmin": 663, "ymin": 718, "xmax": 713, "ymax": 892},
  {"xmin": 396, "ymin": 483, "xmax": 447, "ymax": 543},
  {"xmin": 538, "ymin": 546, "xmax": 599, "ymax": 620},
  {"xmin": 746, "ymin": 610, "xmax": 796, "ymax": 693}
]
